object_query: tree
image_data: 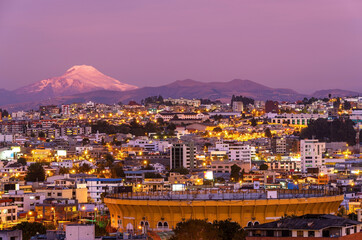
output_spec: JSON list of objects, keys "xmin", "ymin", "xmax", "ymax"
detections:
[
  {"xmin": 144, "ymin": 172, "xmax": 163, "ymax": 178},
  {"xmin": 170, "ymin": 219, "xmax": 220, "ymax": 240},
  {"xmin": 79, "ymin": 163, "xmax": 92, "ymax": 173},
  {"xmin": 59, "ymin": 167, "xmax": 70, "ymax": 174},
  {"xmin": 111, "ymin": 164, "xmax": 125, "ymax": 178},
  {"xmin": 103, "ymin": 153, "xmax": 115, "ymax": 167},
  {"xmin": 343, "ymin": 101, "xmax": 351, "ymax": 110},
  {"xmin": 17, "ymin": 157, "xmax": 27, "ymax": 166},
  {"xmin": 25, "ymin": 163, "xmax": 45, "ymax": 182},
  {"xmin": 13, "ymin": 222, "xmax": 46, "ymax": 240},
  {"xmin": 300, "ymin": 118, "xmax": 356, "ymax": 145},
  {"xmin": 264, "ymin": 128, "xmax": 272, "ymax": 138},
  {"xmin": 230, "ymin": 164, "xmax": 241, "ymax": 182},
  {"xmin": 250, "ymin": 118, "xmax": 257, "ymax": 127},
  {"xmin": 170, "ymin": 167, "xmax": 189, "ymax": 175},
  {"xmin": 259, "ymin": 164, "xmax": 268, "ymax": 170},
  {"xmin": 95, "ymin": 223, "xmax": 108, "ymax": 237},
  {"xmin": 38, "ymin": 131, "xmax": 46, "ymax": 138},
  {"xmin": 214, "ymin": 219, "xmax": 245, "ymax": 240},
  {"xmin": 213, "ymin": 127, "xmax": 222, "ymax": 133},
  {"xmin": 82, "ymin": 138, "xmax": 90, "ymax": 146}
]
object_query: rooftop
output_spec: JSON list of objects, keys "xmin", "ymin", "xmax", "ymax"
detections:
[
  {"xmin": 246, "ymin": 214, "xmax": 361, "ymax": 230},
  {"xmin": 106, "ymin": 189, "xmax": 341, "ymax": 201}
]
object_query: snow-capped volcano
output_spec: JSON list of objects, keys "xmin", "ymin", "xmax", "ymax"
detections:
[{"xmin": 15, "ymin": 65, "xmax": 138, "ymax": 96}]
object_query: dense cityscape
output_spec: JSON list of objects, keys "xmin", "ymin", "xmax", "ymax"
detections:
[
  {"xmin": 1, "ymin": 1, "xmax": 362, "ymax": 240},
  {"xmin": 0, "ymin": 95, "xmax": 361, "ymax": 239}
]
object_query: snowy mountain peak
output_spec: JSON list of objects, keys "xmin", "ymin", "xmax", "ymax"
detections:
[
  {"xmin": 15, "ymin": 65, "xmax": 138, "ymax": 97},
  {"xmin": 66, "ymin": 65, "xmax": 99, "ymax": 73}
]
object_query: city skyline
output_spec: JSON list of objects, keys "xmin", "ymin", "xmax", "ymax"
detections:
[{"xmin": 1, "ymin": 0, "xmax": 362, "ymax": 93}]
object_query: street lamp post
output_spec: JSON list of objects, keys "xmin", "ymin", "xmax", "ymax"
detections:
[
  {"xmin": 51, "ymin": 207, "xmax": 56, "ymax": 226},
  {"xmin": 94, "ymin": 207, "xmax": 98, "ymax": 223}
]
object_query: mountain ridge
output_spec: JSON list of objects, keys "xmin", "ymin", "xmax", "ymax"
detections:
[{"xmin": 0, "ymin": 66, "xmax": 360, "ymax": 111}]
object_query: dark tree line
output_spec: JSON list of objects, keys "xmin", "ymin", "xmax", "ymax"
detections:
[
  {"xmin": 141, "ymin": 95, "xmax": 164, "ymax": 105},
  {"xmin": 171, "ymin": 219, "xmax": 245, "ymax": 240},
  {"xmin": 0, "ymin": 108, "xmax": 9, "ymax": 117},
  {"xmin": 300, "ymin": 118, "xmax": 357, "ymax": 145},
  {"xmin": 92, "ymin": 119, "xmax": 177, "ymax": 137},
  {"xmin": 231, "ymin": 95, "xmax": 254, "ymax": 106}
]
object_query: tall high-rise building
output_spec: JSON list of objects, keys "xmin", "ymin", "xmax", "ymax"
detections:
[
  {"xmin": 232, "ymin": 101, "xmax": 244, "ymax": 112},
  {"xmin": 170, "ymin": 142, "xmax": 196, "ymax": 169},
  {"xmin": 300, "ymin": 139, "xmax": 325, "ymax": 173}
]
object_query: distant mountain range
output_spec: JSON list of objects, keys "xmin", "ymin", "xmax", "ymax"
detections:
[{"xmin": 0, "ymin": 65, "xmax": 360, "ymax": 111}]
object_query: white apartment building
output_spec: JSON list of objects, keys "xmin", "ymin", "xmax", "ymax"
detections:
[
  {"xmin": 212, "ymin": 140, "xmax": 255, "ymax": 163},
  {"xmin": 127, "ymin": 138, "xmax": 171, "ymax": 153},
  {"xmin": 164, "ymin": 97, "xmax": 201, "ymax": 107},
  {"xmin": 50, "ymin": 160, "xmax": 73, "ymax": 169},
  {"xmin": 84, "ymin": 178, "xmax": 123, "ymax": 203},
  {"xmin": 300, "ymin": 139, "xmax": 326, "ymax": 172},
  {"xmin": 155, "ymin": 112, "xmax": 209, "ymax": 122},
  {"xmin": 170, "ymin": 143, "xmax": 197, "ymax": 169},
  {"xmin": 232, "ymin": 101, "xmax": 244, "ymax": 112},
  {"xmin": 1, "ymin": 190, "xmax": 46, "ymax": 212},
  {"xmin": 0, "ymin": 200, "xmax": 18, "ymax": 225},
  {"xmin": 268, "ymin": 113, "xmax": 328, "ymax": 126}
]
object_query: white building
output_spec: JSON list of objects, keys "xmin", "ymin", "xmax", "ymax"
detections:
[
  {"xmin": 127, "ymin": 138, "xmax": 171, "ymax": 153},
  {"xmin": 269, "ymin": 113, "xmax": 328, "ymax": 126},
  {"xmin": 213, "ymin": 140, "xmax": 255, "ymax": 163},
  {"xmin": 0, "ymin": 135, "xmax": 14, "ymax": 143},
  {"xmin": 84, "ymin": 178, "xmax": 123, "ymax": 203},
  {"xmin": 170, "ymin": 143, "xmax": 197, "ymax": 169},
  {"xmin": 232, "ymin": 101, "xmax": 244, "ymax": 112},
  {"xmin": 2, "ymin": 190, "xmax": 46, "ymax": 212},
  {"xmin": 50, "ymin": 160, "xmax": 73, "ymax": 169},
  {"xmin": 0, "ymin": 200, "xmax": 18, "ymax": 225},
  {"xmin": 300, "ymin": 139, "xmax": 326, "ymax": 172}
]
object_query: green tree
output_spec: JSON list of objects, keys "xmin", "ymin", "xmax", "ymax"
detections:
[
  {"xmin": 170, "ymin": 167, "xmax": 189, "ymax": 175},
  {"xmin": 170, "ymin": 219, "xmax": 220, "ymax": 240},
  {"xmin": 250, "ymin": 118, "xmax": 257, "ymax": 127},
  {"xmin": 213, "ymin": 126, "xmax": 222, "ymax": 133},
  {"xmin": 79, "ymin": 163, "xmax": 92, "ymax": 173},
  {"xmin": 95, "ymin": 224, "xmax": 108, "ymax": 237},
  {"xmin": 300, "ymin": 118, "xmax": 356, "ymax": 145},
  {"xmin": 38, "ymin": 131, "xmax": 46, "ymax": 138},
  {"xmin": 230, "ymin": 164, "xmax": 241, "ymax": 182},
  {"xmin": 214, "ymin": 219, "xmax": 245, "ymax": 240},
  {"xmin": 144, "ymin": 172, "xmax": 163, "ymax": 178},
  {"xmin": 111, "ymin": 164, "xmax": 125, "ymax": 178},
  {"xmin": 82, "ymin": 138, "xmax": 90, "ymax": 146},
  {"xmin": 259, "ymin": 164, "xmax": 268, "ymax": 170},
  {"xmin": 13, "ymin": 222, "xmax": 46, "ymax": 240},
  {"xmin": 103, "ymin": 153, "xmax": 115, "ymax": 167},
  {"xmin": 17, "ymin": 157, "xmax": 27, "ymax": 166},
  {"xmin": 59, "ymin": 167, "xmax": 70, "ymax": 174},
  {"xmin": 25, "ymin": 163, "xmax": 45, "ymax": 182},
  {"xmin": 264, "ymin": 128, "xmax": 272, "ymax": 138}
]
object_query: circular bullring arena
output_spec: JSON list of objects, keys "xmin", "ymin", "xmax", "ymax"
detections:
[{"xmin": 105, "ymin": 189, "xmax": 343, "ymax": 233}]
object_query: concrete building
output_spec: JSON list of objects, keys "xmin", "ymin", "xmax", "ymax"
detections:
[
  {"xmin": 0, "ymin": 199, "xmax": 18, "ymax": 227},
  {"xmin": 1, "ymin": 190, "xmax": 46, "ymax": 212},
  {"xmin": 232, "ymin": 101, "xmax": 244, "ymax": 112},
  {"xmin": 36, "ymin": 187, "xmax": 88, "ymax": 203},
  {"xmin": 170, "ymin": 142, "xmax": 196, "ymax": 169},
  {"xmin": 65, "ymin": 224, "xmax": 95, "ymax": 240},
  {"xmin": 301, "ymin": 139, "xmax": 326, "ymax": 173},
  {"xmin": 84, "ymin": 178, "xmax": 123, "ymax": 203},
  {"xmin": 246, "ymin": 214, "xmax": 362, "ymax": 239},
  {"xmin": 0, "ymin": 230, "xmax": 22, "ymax": 240}
]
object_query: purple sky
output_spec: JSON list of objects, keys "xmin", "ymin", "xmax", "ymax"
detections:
[{"xmin": 0, "ymin": 0, "xmax": 361, "ymax": 93}]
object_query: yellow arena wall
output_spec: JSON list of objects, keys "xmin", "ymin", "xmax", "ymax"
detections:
[{"xmin": 105, "ymin": 190, "xmax": 343, "ymax": 232}]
